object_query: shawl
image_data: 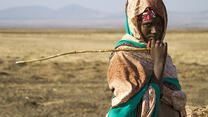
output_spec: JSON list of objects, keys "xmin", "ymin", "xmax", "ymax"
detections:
[{"xmin": 107, "ymin": 0, "xmax": 186, "ymax": 117}]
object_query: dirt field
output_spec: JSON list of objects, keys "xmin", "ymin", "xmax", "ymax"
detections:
[{"xmin": 0, "ymin": 29, "xmax": 208, "ymax": 117}]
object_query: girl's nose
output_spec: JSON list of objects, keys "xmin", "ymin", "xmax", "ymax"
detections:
[{"xmin": 151, "ymin": 26, "xmax": 156, "ymax": 34}]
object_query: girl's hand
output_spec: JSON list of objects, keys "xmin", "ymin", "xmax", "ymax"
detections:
[{"xmin": 147, "ymin": 39, "xmax": 167, "ymax": 81}]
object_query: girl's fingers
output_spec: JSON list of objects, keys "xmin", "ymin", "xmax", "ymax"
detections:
[
  {"xmin": 164, "ymin": 42, "xmax": 168, "ymax": 56},
  {"xmin": 147, "ymin": 41, "xmax": 151, "ymax": 48},
  {"xmin": 159, "ymin": 41, "xmax": 163, "ymax": 47},
  {"xmin": 147, "ymin": 41, "xmax": 151, "ymax": 54},
  {"xmin": 155, "ymin": 40, "xmax": 160, "ymax": 47},
  {"xmin": 151, "ymin": 39, "xmax": 155, "ymax": 48},
  {"xmin": 164, "ymin": 42, "xmax": 168, "ymax": 50}
]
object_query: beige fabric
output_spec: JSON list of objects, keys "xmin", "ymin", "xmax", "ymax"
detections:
[
  {"xmin": 141, "ymin": 86, "xmax": 156, "ymax": 117},
  {"xmin": 108, "ymin": 46, "xmax": 178, "ymax": 107},
  {"xmin": 108, "ymin": 48, "xmax": 187, "ymax": 116},
  {"xmin": 108, "ymin": 45, "xmax": 187, "ymax": 115},
  {"xmin": 108, "ymin": 51, "xmax": 147, "ymax": 107}
]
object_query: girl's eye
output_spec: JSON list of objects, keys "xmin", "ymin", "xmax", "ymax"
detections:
[
  {"xmin": 144, "ymin": 23, "xmax": 151, "ymax": 27},
  {"xmin": 155, "ymin": 21, "xmax": 162, "ymax": 26},
  {"xmin": 157, "ymin": 22, "xmax": 161, "ymax": 26}
]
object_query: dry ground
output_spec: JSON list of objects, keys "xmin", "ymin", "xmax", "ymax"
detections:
[{"xmin": 0, "ymin": 29, "xmax": 208, "ymax": 117}]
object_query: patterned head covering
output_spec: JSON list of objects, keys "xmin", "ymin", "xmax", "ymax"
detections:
[
  {"xmin": 123, "ymin": 0, "xmax": 168, "ymax": 45},
  {"xmin": 138, "ymin": 7, "xmax": 157, "ymax": 22}
]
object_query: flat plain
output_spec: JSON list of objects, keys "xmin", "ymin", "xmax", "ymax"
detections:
[{"xmin": 0, "ymin": 29, "xmax": 208, "ymax": 116}]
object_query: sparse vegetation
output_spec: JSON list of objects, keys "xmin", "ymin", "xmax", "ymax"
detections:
[{"xmin": 0, "ymin": 29, "xmax": 207, "ymax": 116}]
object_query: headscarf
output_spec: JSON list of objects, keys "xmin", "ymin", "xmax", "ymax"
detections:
[{"xmin": 122, "ymin": 0, "xmax": 168, "ymax": 45}]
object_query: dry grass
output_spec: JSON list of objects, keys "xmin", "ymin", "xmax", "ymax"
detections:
[{"xmin": 0, "ymin": 29, "xmax": 207, "ymax": 116}]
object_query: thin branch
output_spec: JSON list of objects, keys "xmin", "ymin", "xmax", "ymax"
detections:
[{"xmin": 16, "ymin": 48, "xmax": 150, "ymax": 64}]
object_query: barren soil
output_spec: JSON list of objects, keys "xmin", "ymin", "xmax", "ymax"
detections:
[{"xmin": 0, "ymin": 30, "xmax": 207, "ymax": 117}]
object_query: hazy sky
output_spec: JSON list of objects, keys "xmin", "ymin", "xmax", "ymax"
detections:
[{"xmin": 0, "ymin": 0, "xmax": 207, "ymax": 12}]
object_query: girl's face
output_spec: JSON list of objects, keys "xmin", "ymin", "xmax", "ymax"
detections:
[{"xmin": 139, "ymin": 16, "xmax": 164, "ymax": 43}]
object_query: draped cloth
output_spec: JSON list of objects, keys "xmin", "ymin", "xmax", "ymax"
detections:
[{"xmin": 106, "ymin": 0, "xmax": 187, "ymax": 117}]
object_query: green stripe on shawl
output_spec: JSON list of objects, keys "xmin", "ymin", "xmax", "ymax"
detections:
[
  {"xmin": 108, "ymin": 79, "xmax": 150, "ymax": 117},
  {"xmin": 150, "ymin": 83, "xmax": 160, "ymax": 117},
  {"xmin": 163, "ymin": 78, "xmax": 182, "ymax": 90},
  {"xmin": 115, "ymin": 40, "xmax": 146, "ymax": 48},
  {"xmin": 108, "ymin": 78, "xmax": 181, "ymax": 117},
  {"xmin": 125, "ymin": 13, "xmax": 133, "ymax": 36},
  {"xmin": 115, "ymin": 13, "xmax": 146, "ymax": 49}
]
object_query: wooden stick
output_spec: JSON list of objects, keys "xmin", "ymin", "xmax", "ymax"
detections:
[{"xmin": 16, "ymin": 48, "xmax": 150, "ymax": 64}]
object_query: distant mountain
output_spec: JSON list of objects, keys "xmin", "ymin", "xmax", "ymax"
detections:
[
  {"xmin": 0, "ymin": 4, "xmax": 118, "ymax": 20},
  {"xmin": 0, "ymin": 4, "xmax": 207, "ymax": 29},
  {"xmin": 0, "ymin": 4, "xmax": 124, "ymax": 29},
  {"xmin": 57, "ymin": 4, "xmax": 107, "ymax": 19},
  {"xmin": 168, "ymin": 11, "xmax": 208, "ymax": 29},
  {"xmin": 0, "ymin": 6, "xmax": 55, "ymax": 20}
]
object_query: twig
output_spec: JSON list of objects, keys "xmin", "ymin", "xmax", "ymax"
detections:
[{"xmin": 16, "ymin": 48, "xmax": 150, "ymax": 64}]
